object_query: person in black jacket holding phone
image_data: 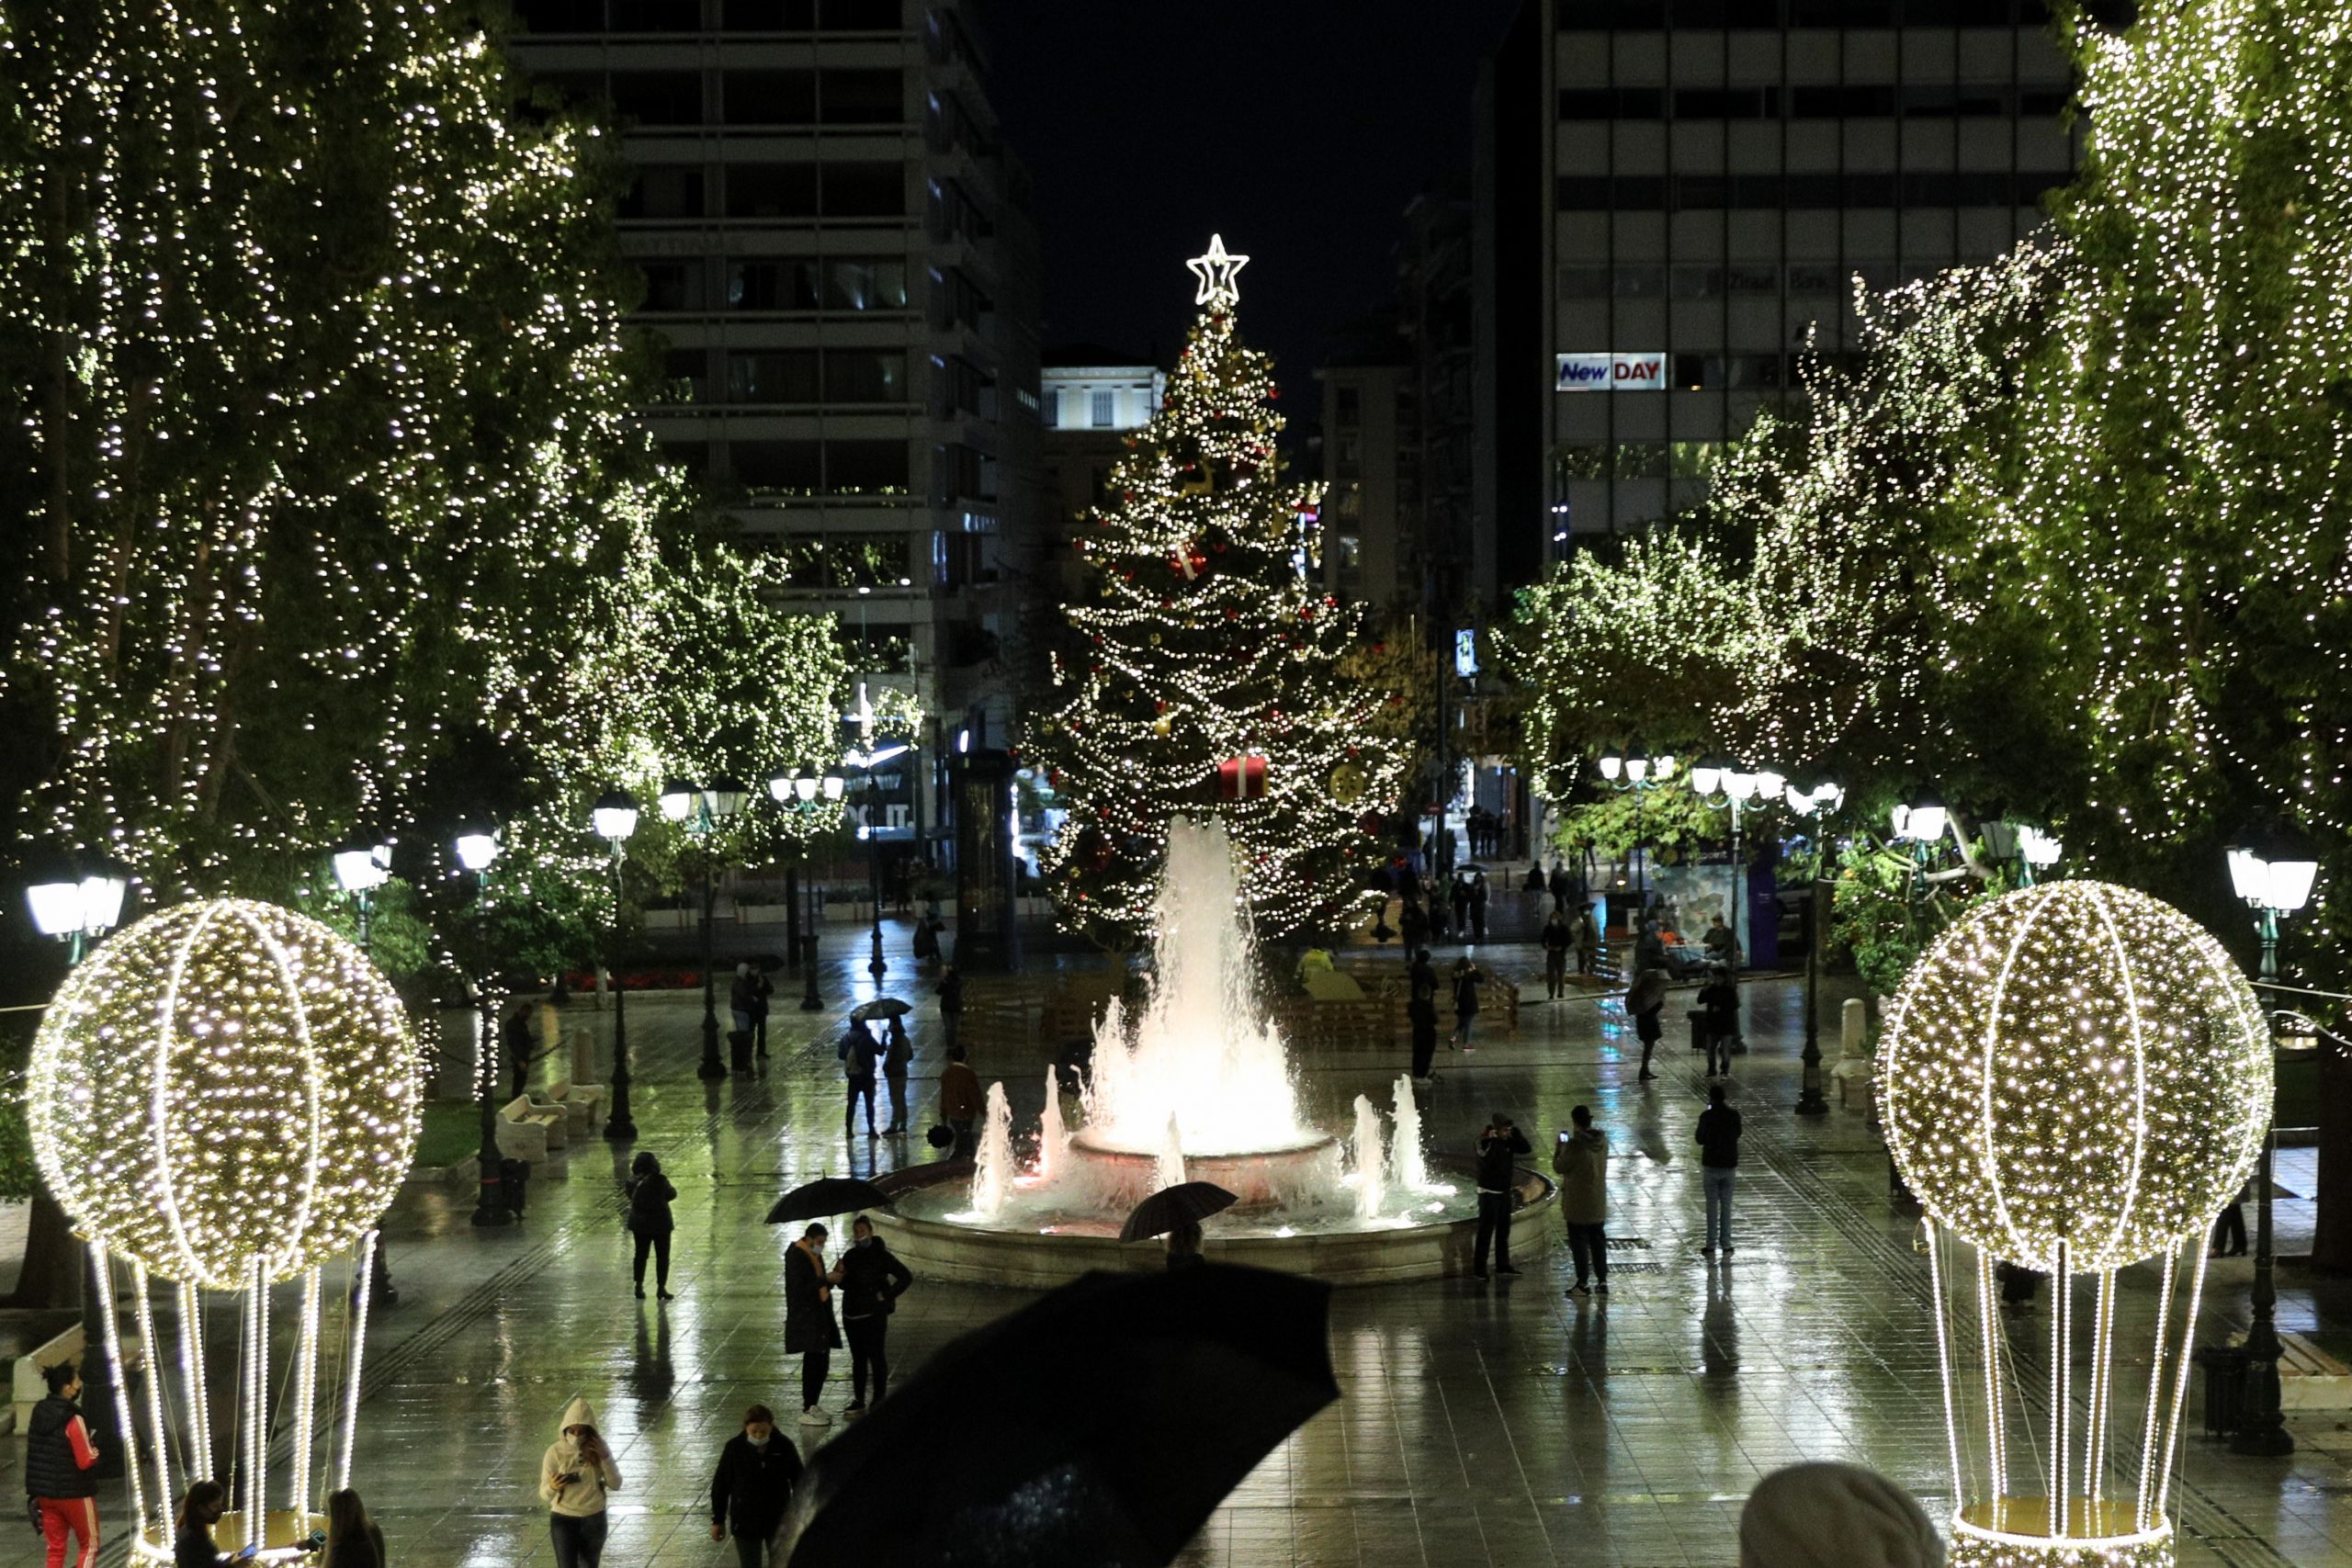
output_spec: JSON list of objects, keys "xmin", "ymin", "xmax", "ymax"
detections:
[
  {"xmin": 836, "ymin": 1214, "xmax": 913, "ymax": 1413},
  {"xmin": 708, "ymin": 1404, "xmax": 802, "ymax": 1568},
  {"xmin": 1471, "ymin": 1112, "xmax": 1532, "ymax": 1280}
]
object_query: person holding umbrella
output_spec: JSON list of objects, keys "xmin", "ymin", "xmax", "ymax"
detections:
[
  {"xmin": 708, "ymin": 1404, "xmax": 802, "ymax": 1568},
  {"xmin": 838, "ymin": 1020, "xmax": 880, "ymax": 1139},
  {"xmin": 786, "ymin": 1224, "xmax": 843, "ymax": 1427},
  {"xmin": 837, "ymin": 1214, "xmax": 914, "ymax": 1414}
]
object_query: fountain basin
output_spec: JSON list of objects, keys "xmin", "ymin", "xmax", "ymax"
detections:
[
  {"xmin": 869, "ymin": 1159, "xmax": 1556, "ymax": 1289},
  {"xmin": 1060, "ymin": 1130, "xmax": 1344, "ymax": 1213}
]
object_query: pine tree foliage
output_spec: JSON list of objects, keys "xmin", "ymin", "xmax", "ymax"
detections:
[{"xmin": 1029, "ymin": 247, "xmax": 1405, "ymax": 944}]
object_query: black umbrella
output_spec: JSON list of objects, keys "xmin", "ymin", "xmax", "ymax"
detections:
[
  {"xmin": 764, "ymin": 1178, "xmax": 890, "ymax": 1224},
  {"xmin": 777, "ymin": 1265, "xmax": 1338, "ymax": 1568},
  {"xmin": 849, "ymin": 997, "xmax": 910, "ymax": 1021},
  {"xmin": 1118, "ymin": 1181, "xmax": 1238, "ymax": 1244}
]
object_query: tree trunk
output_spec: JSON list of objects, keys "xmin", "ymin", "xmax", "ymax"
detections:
[
  {"xmin": 4, "ymin": 1194, "xmax": 81, "ymax": 1309},
  {"xmin": 2311, "ymin": 1043, "xmax": 2352, "ymax": 1272}
]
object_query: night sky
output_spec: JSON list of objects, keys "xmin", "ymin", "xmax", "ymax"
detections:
[{"xmin": 979, "ymin": 2, "xmax": 1521, "ymax": 408}]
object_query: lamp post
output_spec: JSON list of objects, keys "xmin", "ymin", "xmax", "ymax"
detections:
[
  {"xmin": 770, "ymin": 771, "xmax": 836, "ymax": 1010},
  {"xmin": 1597, "ymin": 739, "xmax": 1676, "ymax": 921},
  {"xmin": 2225, "ymin": 830, "xmax": 2320, "ymax": 1460},
  {"xmin": 842, "ymin": 749, "xmax": 904, "ymax": 984},
  {"xmin": 592, "ymin": 791, "xmax": 639, "ymax": 1141},
  {"xmin": 332, "ymin": 840, "xmax": 391, "ymax": 954},
  {"xmin": 661, "ymin": 775, "xmax": 745, "ymax": 1081},
  {"xmin": 455, "ymin": 827, "xmax": 512, "ymax": 1229},
  {"xmin": 26, "ymin": 859, "xmax": 130, "ymax": 1478},
  {"xmin": 1782, "ymin": 779, "xmax": 1844, "ymax": 1117}
]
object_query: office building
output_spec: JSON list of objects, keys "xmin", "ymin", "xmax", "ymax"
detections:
[
  {"xmin": 503, "ymin": 0, "xmax": 1042, "ymax": 857},
  {"xmin": 1037, "ymin": 352, "xmax": 1163, "ymax": 604},
  {"xmin": 1476, "ymin": 0, "xmax": 2077, "ymax": 599}
]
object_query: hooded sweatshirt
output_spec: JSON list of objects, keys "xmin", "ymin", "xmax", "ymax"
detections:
[
  {"xmin": 1551, "ymin": 1127, "xmax": 1611, "ymax": 1225},
  {"xmin": 539, "ymin": 1396, "xmax": 623, "ymax": 1517}
]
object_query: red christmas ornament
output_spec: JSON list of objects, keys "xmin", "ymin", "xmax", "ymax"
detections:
[{"xmin": 1216, "ymin": 755, "xmax": 1270, "ymax": 801}]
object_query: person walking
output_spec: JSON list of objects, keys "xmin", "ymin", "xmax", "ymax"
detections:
[
  {"xmin": 750, "ymin": 965, "xmax": 775, "ymax": 1060},
  {"xmin": 1628, "ymin": 966, "xmax": 1668, "ymax": 1081},
  {"xmin": 2212, "ymin": 1177, "xmax": 2252, "ymax": 1257},
  {"xmin": 505, "ymin": 1001, "xmax": 541, "ymax": 1101},
  {"xmin": 839, "ymin": 1021, "xmax": 881, "ymax": 1138},
  {"xmin": 1471, "ymin": 1112, "xmax": 1531, "ymax": 1279},
  {"xmin": 1541, "ymin": 908, "xmax": 1572, "ymax": 1000},
  {"xmin": 940, "ymin": 1044, "xmax": 982, "ymax": 1156},
  {"xmin": 1548, "ymin": 862, "xmax": 1572, "ymax": 912},
  {"xmin": 27, "ymin": 1359, "xmax": 100, "ymax": 1568},
  {"xmin": 785, "ymin": 1224, "xmax": 842, "ymax": 1426},
  {"xmin": 1468, "ymin": 872, "xmax": 1489, "ymax": 942},
  {"xmin": 627, "ymin": 1150, "xmax": 677, "ymax": 1301},
  {"xmin": 936, "ymin": 964, "xmax": 965, "ymax": 1052},
  {"xmin": 1449, "ymin": 955, "xmax": 1484, "ymax": 1051},
  {"xmin": 837, "ymin": 1213, "xmax": 914, "ymax": 1414},
  {"xmin": 709, "ymin": 1404, "xmax": 803, "ymax": 1568},
  {"xmin": 1399, "ymin": 896, "xmax": 1428, "ymax": 953},
  {"xmin": 1552, "ymin": 1105, "xmax": 1611, "ymax": 1296},
  {"xmin": 539, "ymin": 1396, "xmax": 622, "ymax": 1568},
  {"xmin": 1697, "ymin": 1083, "xmax": 1743, "ymax": 1259},
  {"xmin": 1698, "ymin": 964, "xmax": 1739, "ymax": 1077},
  {"xmin": 881, "ymin": 1015, "xmax": 913, "ymax": 1134},
  {"xmin": 1574, "ymin": 904, "xmax": 1600, "ymax": 976},
  {"xmin": 911, "ymin": 903, "xmax": 942, "ymax": 966},
  {"xmin": 1408, "ymin": 948, "xmax": 1440, "ymax": 1082},
  {"xmin": 1449, "ymin": 873, "xmax": 1471, "ymax": 936},
  {"xmin": 323, "ymin": 1488, "xmax": 386, "ymax": 1568},
  {"xmin": 172, "ymin": 1482, "xmax": 226, "ymax": 1568}
]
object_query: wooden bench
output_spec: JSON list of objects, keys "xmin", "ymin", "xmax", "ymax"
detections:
[{"xmin": 2278, "ymin": 1330, "xmax": 2352, "ymax": 1409}]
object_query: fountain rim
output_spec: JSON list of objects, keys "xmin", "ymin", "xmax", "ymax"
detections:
[{"xmin": 1065, "ymin": 1127, "xmax": 1342, "ymax": 1161}]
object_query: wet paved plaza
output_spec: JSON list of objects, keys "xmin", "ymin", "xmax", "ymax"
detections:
[{"xmin": 13, "ymin": 931, "xmax": 2352, "ymax": 1567}]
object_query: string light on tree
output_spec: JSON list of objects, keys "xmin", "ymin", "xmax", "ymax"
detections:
[{"xmin": 1029, "ymin": 235, "xmax": 1405, "ymax": 943}]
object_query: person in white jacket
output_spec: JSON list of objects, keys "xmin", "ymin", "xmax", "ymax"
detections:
[{"xmin": 539, "ymin": 1395, "xmax": 622, "ymax": 1568}]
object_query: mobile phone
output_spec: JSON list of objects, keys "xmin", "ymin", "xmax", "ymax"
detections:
[{"xmin": 1558, "ymin": 1131, "xmax": 1571, "ymax": 1142}]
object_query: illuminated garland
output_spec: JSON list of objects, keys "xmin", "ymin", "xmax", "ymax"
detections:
[
  {"xmin": 1026, "ymin": 240, "xmax": 1406, "ymax": 942},
  {"xmin": 26, "ymin": 899, "xmax": 420, "ymax": 1290}
]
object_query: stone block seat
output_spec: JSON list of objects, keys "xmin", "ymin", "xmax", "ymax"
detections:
[{"xmin": 497, "ymin": 1096, "xmax": 561, "ymax": 1164}]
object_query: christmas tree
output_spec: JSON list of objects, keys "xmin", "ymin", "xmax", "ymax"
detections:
[{"xmin": 1033, "ymin": 237, "xmax": 1404, "ymax": 945}]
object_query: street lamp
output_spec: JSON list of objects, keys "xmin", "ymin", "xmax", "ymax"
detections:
[
  {"xmin": 2225, "ymin": 828, "xmax": 2321, "ymax": 1460},
  {"xmin": 332, "ymin": 840, "xmax": 391, "ymax": 954},
  {"xmin": 1596, "ymin": 738, "xmax": 1675, "ymax": 918},
  {"xmin": 592, "ymin": 790, "xmax": 639, "ymax": 1142},
  {"xmin": 770, "ymin": 770, "xmax": 833, "ymax": 1012},
  {"xmin": 25, "ymin": 863, "xmax": 128, "ymax": 968},
  {"xmin": 1690, "ymin": 757, "xmax": 1764, "ymax": 1064},
  {"xmin": 1784, "ymin": 779, "xmax": 1844, "ymax": 1117},
  {"xmin": 662, "ymin": 776, "xmax": 745, "ymax": 1080},
  {"xmin": 24, "ymin": 855, "xmax": 130, "ymax": 1478},
  {"xmin": 2017, "ymin": 824, "xmax": 2064, "ymax": 883},
  {"xmin": 843, "ymin": 746, "xmax": 908, "ymax": 984},
  {"xmin": 456, "ymin": 825, "xmax": 512, "ymax": 1229}
]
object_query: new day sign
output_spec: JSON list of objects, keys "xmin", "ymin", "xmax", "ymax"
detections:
[{"xmin": 1555, "ymin": 353, "xmax": 1665, "ymax": 391}]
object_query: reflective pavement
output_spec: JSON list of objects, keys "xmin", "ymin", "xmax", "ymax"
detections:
[{"xmin": 12, "ymin": 930, "xmax": 2351, "ymax": 1567}]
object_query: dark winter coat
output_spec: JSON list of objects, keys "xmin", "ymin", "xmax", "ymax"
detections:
[
  {"xmin": 937, "ymin": 973, "xmax": 965, "ymax": 1016},
  {"xmin": 711, "ymin": 1430, "xmax": 803, "ymax": 1539},
  {"xmin": 883, "ymin": 1019, "xmax": 912, "ymax": 1077},
  {"xmin": 627, "ymin": 1172, "xmax": 676, "ymax": 1236},
  {"xmin": 1452, "ymin": 967, "xmax": 1483, "ymax": 1017},
  {"xmin": 784, "ymin": 1241, "xmax": 842, "ymax": 1354},
  {"xmin": 838, "ymin": 1025, "xmax": 879, "ymax": 1080},
  {"xmin": 1408, "ymin": 959, "xmax": 1438, "ymax": 1021},
  {"xmin": 175, "ymin": 1523, "xmax": 220, "ymax": 1568},
  {"xmin": 1542, "ymin": 918, "xmax": 1572, "ymax": 954},
  {"xmin": 1697, "ymin": 1106, "xmax": 1744, "ymax": 1169},
  {"xmin": 1474, "ymin": 1125, "xmax": 1530, "ymax": 1192},
  {"xmin": 836, "ymin": 1238, "xmax": 913, "ymax": 1321},
  {"xmin": 24, "ymin": 1393, "xmax": 97, "ymax": 1499}
]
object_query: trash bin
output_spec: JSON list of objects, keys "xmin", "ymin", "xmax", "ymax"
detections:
[
  {"xmin": 2197, "ymin": 1343, "xmax": 2248, "ymax": 1437},
  {"xmin": 1688, "ymin": 1010, "xmax": 1710, "ymax": 1055}
]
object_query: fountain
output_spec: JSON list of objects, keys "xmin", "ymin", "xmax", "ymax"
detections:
[{"xmin": 870, "ymin": 818, "xmax": 1553, "ymax": 1285}]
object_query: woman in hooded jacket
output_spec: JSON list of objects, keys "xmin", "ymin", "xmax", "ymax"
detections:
[{"xmin": 539, "ymin": 1395, "xmax": 623, "ymax": 1568}]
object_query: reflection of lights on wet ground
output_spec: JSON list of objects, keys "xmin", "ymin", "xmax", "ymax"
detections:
[{"xmin": 1274, "ymin": 1225, "xmax": 1296, "ymax": 1238}]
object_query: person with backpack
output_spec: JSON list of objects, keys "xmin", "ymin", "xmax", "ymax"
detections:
[
  {"xmin": 836, "ymin": 1213, "xmax": 914, "ymax": 1414},
  {"xmin": 627, "ymin": 1151, "xmax": 677, "ymax": 1301},
  {"xmin": 26, "ymin": 1359, "xmax": 99, "ymax": 1568},
  {"xmin": 708, "ymin": 1404, "xmax": 802, "ymax": 1567},
  {"xmin": 881, "ymin": 1015, "xmax": 913, "ymax": 1135}
]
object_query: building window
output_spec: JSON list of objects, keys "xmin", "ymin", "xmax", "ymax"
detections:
[
  {"xmin": 1042, "ymin": 390, "xmax": 1060, "ymax": 429},
  {"xmin": 605, "ymin": 71, "xmax": 704, "ymax": 125},
  {"xmin": 722, "ymin": 69, "xmax": 816, "ymax": 124},
  {"xmin": 1091, "ymin": 390, "xmax": 1114, "ymax": 428},
  {"xmin": 820, "ymin": 69, "xmax": 901, "ymax": 124},
  {"xmin": 1335, "ymin": 385, "xmax": 1360, "ymax": 425},
  {"xmin": 619, "ymin": 165, "xmax": 706, "ymax": 220}
]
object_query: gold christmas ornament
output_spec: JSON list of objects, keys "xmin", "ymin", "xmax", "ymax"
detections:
[
  {"xmin": 28, "ymin": 898, "xmax": 422, "ymax": 1291},
  {"xmin": 1880, "ymin": 879, "xmax": 2268, "ymax": 1272}
]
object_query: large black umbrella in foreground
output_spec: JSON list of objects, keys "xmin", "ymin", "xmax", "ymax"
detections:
[
  {"xmin": 764, "ymin": 1177, "xmax": 891, "ymax": 1225},
  {"xmin": 1118, "ymin": 1181, "xmax": 1238, "ymax": 1243},
  {"xmin": 777, "ymin": 1264, "xmax": 1338, "ymax": 1568}
]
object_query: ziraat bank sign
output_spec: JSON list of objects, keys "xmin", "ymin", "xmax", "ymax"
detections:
[{"xmin": 1555, "ymin": 353, "xmax": 1666, "ymax": 392}]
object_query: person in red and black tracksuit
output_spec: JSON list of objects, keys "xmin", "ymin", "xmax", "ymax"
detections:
[{"xmin": 26, "ymin": 1359, "xmax": 100, "ymax": 1568}]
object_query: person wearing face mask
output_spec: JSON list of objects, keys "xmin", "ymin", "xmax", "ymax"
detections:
[
  {"xmin": 835, "ymin": 1213, "xmax": 913, "ymax": 1414},
  {"xmin": 708, "ymin": 1404, "xmax": 803, "ymax": 1568},
  {"xmin": 785, "ymin": 1224, "xmax": 843, "ymax": 1426},
  {"xmin": 173, "ymin": 1481, "xmax": 227, "ymax": 1568},
  {"xmin": 538, "ymin": 1395, "xmax": 622, "ymax": 1568}
]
